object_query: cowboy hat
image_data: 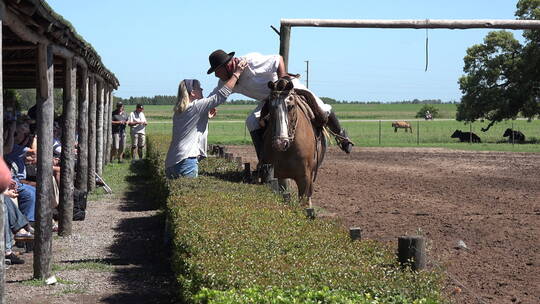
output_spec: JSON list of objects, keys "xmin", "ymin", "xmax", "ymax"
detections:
[{"xmin": 207, "ymin": 49, "xmax": 235, "ymax": 74}]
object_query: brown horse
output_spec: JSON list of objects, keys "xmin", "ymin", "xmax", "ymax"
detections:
[
  {"xmin": 391, "ymin": 121, "xmax": 413, "ymax": 133},
  {"xmin": 260, "ymin": 79, "xmax": 327, "ymax": 207}
]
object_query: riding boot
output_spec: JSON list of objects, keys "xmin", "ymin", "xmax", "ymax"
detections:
[
  {"xmin": 249, "ymin": 128, "xmax": 265, "ymax": 162},
  {"xmin": 327, "ymin": 111, "xmax": 353, "ymax": 154}
]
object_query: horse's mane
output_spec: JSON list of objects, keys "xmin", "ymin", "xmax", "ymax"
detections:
[{"xmin": 293, "ymin": 89, "xmax": 328, "ymax": 128}]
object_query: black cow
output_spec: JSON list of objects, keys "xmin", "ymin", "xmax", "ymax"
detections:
[
  {"xmin": 503, "ymin": 128, "xmax": 525, "ymax": 143},
  {"xmin": 451, "ymin": 130, "xmax": 481, "ymax": 143}
]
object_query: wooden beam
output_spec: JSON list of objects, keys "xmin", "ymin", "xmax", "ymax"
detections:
[
  {"xmin": 2, "ymin": 44, "xmax": 35, "ymax": 50},
  {"xmin": 87, "ymin": 75, "xmax": 97, "ymax": 191},
  {"xmin": 76, "ymin": 67, "xmax": 89, "ymax": 192},
  {"xmin": 280, "ymin": 18, "xmax": 540, "ymax": 29},
  {"xmin": 58, "ymin": 57, "xmax": 77, "ymax": 237},
  {"xmin": 279, "ymin": 25, "xmax": 291, "ymax": 70},
  {"xmin": 3, "ymin": 6, "xmax": 47, "ymax": 44},
  {"xmin": 3, "ymin": 58, "xmax": 63, "ymax": 65},
  {"xmin": 96, "ymin": 80, "xmax": 104, "ymax": 175},
  {"xmin": 0, "ymin": 2, "xmax": 6, "ymax": 301},
  {"xmin": 34, "ymin": 42, "xmax": 54, "ymax": 280}
]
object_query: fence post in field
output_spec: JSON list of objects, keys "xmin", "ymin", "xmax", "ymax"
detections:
[
  {"xmin": 469, "ymin": 123, "xmax": 472, "ymax": 144},
  {"xmin": 397, "ymin": 236, "xmax": 426, "ymax": 271},
  {"xmin": 512, "ymin": 121, "xmax": 514, "ymax": 147},
  {"xmin": 417, "ymin": 120, "xmax": 420, "ymax": 145},
  {"xmin": 378, "ymin": 120, "xmax": 381, "ymax": 145}
]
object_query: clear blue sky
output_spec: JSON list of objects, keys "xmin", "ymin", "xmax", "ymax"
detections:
[{"xmin": 47, "ymin": 0, "xmax": 525, "ymax": 102}]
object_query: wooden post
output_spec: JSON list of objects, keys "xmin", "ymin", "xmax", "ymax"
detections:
[
  {"xmin": 305, "ymin": 208, "xmax": 315, "ymax": 220},
  {"xmin": 87, "ymin": 76, "xmax": 97, "ymax": 191},
  {"xmin": 109, "ymin": 90, "xmax": 114, "ymax": 162},
  {"xmin": 417, "ymin": 120, "xmax": 420, "ymax": 145},
  {"xmin": 279, "ymin": 24, "xmax": 291, "ymax": 69},
  {"xmin": 34, "ymin": 43, "xmax": 54, "ymax": 279},
  {"xmin": 397, "ymin": 236, "xmax": 426, "ymax": 271},
  {"xmin": 243, "ymin": 162, "xmax": 251, "ymax": 183},
  {"xmin": 0, "ymin": 3, "xmax": 5, "ymax": 300},
  {"xmin": 469, "ymin": 123, "xmax": 472, "ymax": 144},
  {"xmin": 76, "ymin": 67, "xmax": 89, "ymax": 192},
  {"xmin": 102, "ymin": 86, "xmax": 109, "ymax": 165},
  {"xmin": 58, "ymin": 57, "xmax": 77, "ymax": 236},
  {"xmin": 349, "ymin": 227, "xmax": 362, "ymax": 241},
  {"xmin": 378, "ymin": 120, "xmax": 381, "ymax": 145},
  {"xmin": 104, "ymin": 87, "xmax": 112, "ymax": 164},
  {"xmin": 96, "ymin": 80, "xmax": 104, "ymax": 175},
  {"xmin": 235, "ymin": 156, "xmax": 243, "ymax": 170}
]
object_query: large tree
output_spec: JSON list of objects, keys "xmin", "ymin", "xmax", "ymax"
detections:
[{"xmin": 457, "ymin": 0, "xmax": 540, "ymax": 131}]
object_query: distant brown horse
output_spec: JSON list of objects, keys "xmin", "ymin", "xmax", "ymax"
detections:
[
  {"xmin": 260, "ymin": 79, "xmax": 327, "ymax": 207},
  {"xmin": 392, "ymin": 121, "xmax": 413, "ymax": 132}
]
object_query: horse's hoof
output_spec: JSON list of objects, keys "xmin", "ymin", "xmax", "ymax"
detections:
[{"xmin": 340, "ymin": 141, "xmax": 353, "ymax": 154}]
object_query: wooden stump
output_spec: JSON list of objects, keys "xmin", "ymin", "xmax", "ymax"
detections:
[
  {"xmin": 243, "ymin": 162, "xmax": 251, "ymax": 183},
  {"xmin": 235, "ymin": 156, "xmax": 243, "ymax": 171},
  {"xmin": 305, "ymin": 208, "xmax": 315, "ymax": 219},
  {"xmin": 349, "ymin": 227, "xmax": 362, "ymax": 241},
  {"xmin": 397, "ymin": 236, "xmax": 426, "ymax": 271}
]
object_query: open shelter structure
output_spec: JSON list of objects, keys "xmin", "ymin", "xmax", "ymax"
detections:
[{"xmin": 0, "ymin": 0, "xmax": 119, "ymax": 299}]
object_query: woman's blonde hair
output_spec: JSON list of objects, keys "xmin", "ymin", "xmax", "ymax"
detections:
[{"xmin": 175, "ymin": 80, "xmax": 190, "ymax": 113}]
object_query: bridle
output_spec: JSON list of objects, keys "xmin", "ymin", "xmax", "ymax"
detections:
[{"xmin": 269, "ymin": 89, "xmax": 299, "ymax": 145}]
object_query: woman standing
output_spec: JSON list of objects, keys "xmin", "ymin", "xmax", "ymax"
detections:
[{"xmin": 165, "ymin": 60, "xmax": 247, "ymax": 178}]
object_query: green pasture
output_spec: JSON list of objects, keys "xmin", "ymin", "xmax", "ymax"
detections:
[
  {"xmin": 147, "ymin": 117, "xmax": 540, "ymax": 152},
  {"xmin": 141, "ymin": 103, "xmax": 459, "ymax": 122}
]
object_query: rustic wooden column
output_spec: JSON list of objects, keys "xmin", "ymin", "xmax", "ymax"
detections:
[
  {"xmin": 279, "ymin": 25, "xmax": 291, "ymax": 69},
  {"xmin": 96, "ymin": 80, "xmax": 104, "ymax": 175},
  {"xmin": 34, "ymin": 43, "xmax": 54, "ymax": 280},
  {"xmin": 58, "ymin": 57, "xmax": 77, "ymax": 236},
  {"xmin": 103, "ymin": 85, "xmax": 110, "ymax": 165},
  {"xmin": 87, "ymin": 76, "xmax": 97, "ymax": 191},
  {"xmin": 0, "ymin": 2, "xmax": 5, "ymax": 301},
  {"xmin": 108, "ymin": 89, "xmax": 114, "ymax": 163},
  {"xmin": 105, "ymin": 86, "xmax": 112, "ymax": 165},
  {"xmin": 76, "ymin": 67, "xmax": 89, "ymax": 192}
]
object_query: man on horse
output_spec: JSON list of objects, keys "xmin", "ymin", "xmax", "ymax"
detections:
[{"xmin": 207, "ymin": 49, "xmax": 353, "ymax": 163}]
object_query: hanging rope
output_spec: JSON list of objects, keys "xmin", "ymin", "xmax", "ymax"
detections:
[{"xmin": 425, "ymin": 19, "xmax": 429, "ymax": 72}]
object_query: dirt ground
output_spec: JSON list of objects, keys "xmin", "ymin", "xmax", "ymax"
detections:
[
  {"xmin": 226, "ymin": 145, "xmax": 540, "ymax": 304},
  {"xmin": 5, "ymin": 162, "xmax": 175, "ymax": 304}
]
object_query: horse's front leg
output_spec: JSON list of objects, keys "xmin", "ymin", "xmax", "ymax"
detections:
[{"xmin": 295, "ymin": 175, "xmax": 313, "ymax": 208}]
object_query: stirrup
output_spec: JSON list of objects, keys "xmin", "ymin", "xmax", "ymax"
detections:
[{"xmin": 337, "ymin": 138, "xmax": 353, "ymax": 154}]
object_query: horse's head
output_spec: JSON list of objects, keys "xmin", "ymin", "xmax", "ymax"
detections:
[{"xmin": 266, "ymin": 79, "xmax": 296, "ymax": 151}]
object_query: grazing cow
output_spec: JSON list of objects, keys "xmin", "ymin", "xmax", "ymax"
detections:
[
  {"xmin": 503, "ymin": 128, "xmax": 525, "ymax": 143},
  {"xmin": 451, "ymin": 130, "xmax": 481, "ymax": 143},
  {"xmin": 391, "ymin": 121, "xmax": 413, "ymax": 133}
]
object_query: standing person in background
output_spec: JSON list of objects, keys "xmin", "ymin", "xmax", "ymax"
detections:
[
  {"xmin": 128, "ymin": 104, "xmax": 147, "ymax": 162},
  {"xmin": 111, "ymin": 102, "xmax": 128, "ymax": 163}
]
